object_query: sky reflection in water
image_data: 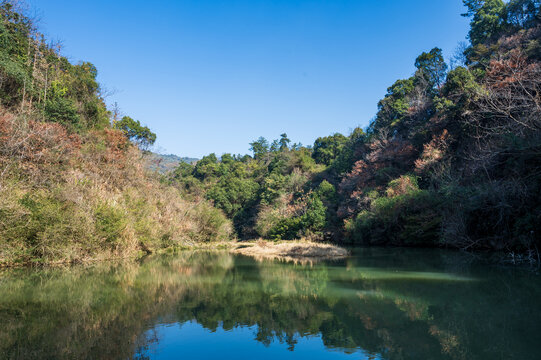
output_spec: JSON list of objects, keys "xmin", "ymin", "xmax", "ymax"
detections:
[{"xmin": 0, "ymin": 248, "xmax": 540, "ymax": 360}]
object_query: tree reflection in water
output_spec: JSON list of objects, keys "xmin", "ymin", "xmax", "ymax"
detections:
[{"xmin": 0, "ymin": 249, "xmax": 540, "ymax": 360}]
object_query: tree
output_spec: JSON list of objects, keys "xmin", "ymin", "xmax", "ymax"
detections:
[
  {"xmin": 270, "ymin": 139, "xmax": 280, "ymax": 152},
  {"xmin": 373, "ymin": 77, "xmax": 415, "ymax": 131},
  {"xmin": 206, "ymin": 176, "xmax": 259, "ymax": 218},
  {"xmin": 312, "ymin": 133, "xmax": 347, "ymax": 165},
  {"xmin": 44, "ymin": 97, "xmax": 80, "ymax": 126},
  {"xmin": 462, "ymin": 0, "xmax": 506, "ymax": 46},
  {"xmin": 506, "ymin": 0, "xmax": 541, "ymax": 29},
  {"xmin": 249, "ymin": 137, "xmax": 269, "ymax": 160},
  {"xmin": 279, "ymin": 133, "xmax": 291, "ymax": 151},
  {"xmin": 220, "ymin": 153, "xmax": 235, "ymax": 164},
  {"xmin": 415, "ymin": 48, "xmax": 448, "ymax": 89},
  {"xmin": 193, "ymin": 153, "xmax": 218, "ymax": 180},
  {"xmin": 113, "ymin": 116, "xmax": 156, "ymax": 150}
]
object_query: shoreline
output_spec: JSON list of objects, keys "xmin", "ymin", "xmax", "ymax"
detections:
[
  {"xmin": 0, "ymin": 240, "xmax": 348, "ymax": 268},
  {"xmin": 229, "ymin": 240, "xmax": 349, "ymax": 263}
]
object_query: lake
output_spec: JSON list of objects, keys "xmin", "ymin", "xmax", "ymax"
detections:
[{"xmin": 0, "ymin": 248, "xmax": 540, "ymax": 359}]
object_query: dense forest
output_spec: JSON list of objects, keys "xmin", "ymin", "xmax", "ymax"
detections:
[
  {"xmin": 169, "ymin": 0, "xmax": 541, "ymax": 254},
  {"xmin": 0, "ymin": 1, "xmax": 231, "ymax": 266},
  {"xmin": 1, "ymin": 0, "xmax": 540, "ymax": 266}
]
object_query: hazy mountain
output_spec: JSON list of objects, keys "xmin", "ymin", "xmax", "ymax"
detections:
[{"xmin": 145, "ymin": 153, "xmax": 198, "ymax": 174}]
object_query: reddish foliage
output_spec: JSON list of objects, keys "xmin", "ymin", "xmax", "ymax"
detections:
[
  {"xmin": 103, "ymin": 129, "xmax": 130, "ymax": 163},
  {"xmin": 485, "ymin": 50, "xmax": 538, "ymax": 89},
  {"xmin": 415, "ymin": 129, "xmax": 450, "ymax": 174},
  {"xmin": 0, "ymin": 114, "xmax": 81, "ymax": 176},
  {"xmin": 337, "ymin": 138, "xmax": 418, "ymax": 218},
  {"xmin": 84, "ymin": 129, "xmax": 131, "ymax": 169}
]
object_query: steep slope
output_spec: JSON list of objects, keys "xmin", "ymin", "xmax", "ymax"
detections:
[{"xmin": 0, "ymin": 2, "xmax": 231, "ymax": 266}]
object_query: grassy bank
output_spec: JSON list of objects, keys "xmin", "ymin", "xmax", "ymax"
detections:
[
  {"xmin": 0, "ymin": 112, "xmax": 232, "ymax": 267},
  {"xmin": 0, "ymin": 3, "xmax": 234, "ymax": 267}
]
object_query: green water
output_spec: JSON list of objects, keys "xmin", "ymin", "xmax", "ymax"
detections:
[{"xmin": 0, "ymin": 248, "xmax": 540, "ymax": 360}]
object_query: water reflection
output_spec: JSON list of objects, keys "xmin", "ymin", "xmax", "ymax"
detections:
[{"xmin": 0, "ymin": 249, "xmax": 540, "ymax": 359}]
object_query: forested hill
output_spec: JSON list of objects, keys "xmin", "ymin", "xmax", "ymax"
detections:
[
  {"xmin": 169, "ymin": 0, "xmax": 540, "ymax": 254},
  {"xmin": 0, "ymin": 1, "xmax": 231, "ymax": 266},
  {"xmin": 1, "ymin": 1, "xmax": 540, "ymax": 266}
]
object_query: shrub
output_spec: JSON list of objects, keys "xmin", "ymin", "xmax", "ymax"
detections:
[
  {"xmin": 255, "ymin": 205, "xmax": 285, "ymax": 238},
  {"xmin": 266, "ymin": 194, "xmax": 327, "ymax": 240},
  {"xmin": 44, "ymin": 97, "xmax": 80, "ymax": 127},
  {"xmin": 94, "ymin": 203, "xmax": 128, "ymax": 248},
  {"xmin": 189, "ymin": 202, "xmax": 232, "ymax": 242},
  {"xmin": 4, "ymin": 191, "xmax": 93, "ymax": 262},
  {"xmin": 268, "ymin": 217, "xmax": 303, "ymax": 240},
  {"xmin": 260, "ymin": 173, "xmax": 286, "ymax": 205},
  {"xmin": 345, "ymin": 177, "xmax": 442, "ymax": 246}
]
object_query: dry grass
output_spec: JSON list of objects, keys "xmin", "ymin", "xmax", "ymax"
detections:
[
  {"xmin": 230, "ymin": 239, "xmax": 348, "ymax": 263},
  {"xmin": 0, "ymin": 111, "xmax": 232, "ymax": 267}
]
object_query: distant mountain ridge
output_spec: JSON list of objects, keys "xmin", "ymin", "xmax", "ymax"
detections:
[{"xmin": 145, "ymin": 153, "xmax": 198, "ymax": 173}]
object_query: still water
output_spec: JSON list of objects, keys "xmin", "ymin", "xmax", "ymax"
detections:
[{"xmin": 0, "ymin": 248, "xmax": 540, "ymax": 359}]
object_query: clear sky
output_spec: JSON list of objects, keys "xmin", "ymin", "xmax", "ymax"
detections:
[{"xmin": 28, "ymin": 0, "xmax": 470, "ymax": 158}]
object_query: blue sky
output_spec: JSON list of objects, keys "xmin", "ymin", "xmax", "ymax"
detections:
[{"xmin": 28, "ymin": 0, "xmax": 470, "ymax": 158}]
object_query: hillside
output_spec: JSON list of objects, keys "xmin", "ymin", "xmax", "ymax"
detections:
[
  {"xmin": 1, "ymin": 0, "xmax": 540, "ymax": 266},
  {"xmin": 0, "ymin": 1, "xmax": 231, "ymax": 266},
  {"xmin": 169, "ymin": 0, "xmax": 540, "ymax": 256}
]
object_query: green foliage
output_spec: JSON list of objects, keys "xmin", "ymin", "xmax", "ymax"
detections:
[
  {"xmin": 44, "ymin": 97, "xmax": 80, "ymax": 127},
  {"xmin": 0, "ymin": 51, "xmax": 28, "ymax": 104},
  {"xmin": 345, "ymin": 186, "xmax": 442, "ymax": 246},
  {"xmin": 373, "ymin": 77, "xmax": 416, "ymax": 130},
  {"xmin": 290, "ymin": 148, "xmax": 320, "ymax": 173},
  {"xmin": 303, "ymin": 195, "xmax": 327, "ymax": 231},
  {"xmin": 312, "ymin": 133, "xmax": 348, "ymax": 165},
  {"xmin": 329, "ymin": 127, "xmax": 366, "ymax": 175},
  {"xmin": 1, "ymin": 2, "xmax": 111, "ymax": 131},
  {"xmin": 442, "ymin": 66, "xmax": 478, "ymax": 96},
  {"xmin": 170, "ymin": 131, "xmax": 329, "ymax": 239},
  {"xmin": 260, "ymin": 172, "xmax": 286, "ymax": 205},
  {"xmin": 194, "ymin": 153, "xmax": 218, "ymax": 179},
  {"xmin": 82, "ymin": 100, "xmax": 109, "ymax": 129},
  {"xmin": 415, "ymin": 48, "xmax": 448, "ymax": 88},
  {"xmin": 506, "ymin": 0, "xmax": 541, "ymax": 28},
  {"xmin": 94, "ymin": 203, "xmax": 127, "ymax": 247},
  {"xmin": 206, "ymin": 176, "xmax": 259, "ymax": 218},
  {"xmin": 316, "ymin": 180, "xmax": 337, "ymax": 203},
  {"xmin": 1, "ymin": 191, "xmax": 92, "ymax": 261},
  {"xmin": 190, "ymin": 202, "xmax": 232, "ymax": 242},
  {"xmin": 525, "ymin": 38, "xmax": 541, "ymax": 59},
  {"xmin": 279, "ymin": 133, "xmax": 291, "ymax": 151},
  {"xmin": 462, "ymin": 0, "xmax": 506, "ymax": 46},
  {"xmin": 268, "ymin": 194, "xmax": 327, "ymax": 240},
  {"xmin": 462, "ymin": 0, "xmax": 540, "ymax": 49},
  {"xmin": 268, "ymin": 216, "xmax": 303, "ymax": 240},
  {"xmin": 114, "ymin": 116, "xmax": 156, "ymax": 149},
  {"xmin": 249, "ymin": 137, "xmax": 269, "ymax": 160}
]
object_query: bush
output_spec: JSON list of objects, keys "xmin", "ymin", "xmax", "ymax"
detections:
[
  {"xmin": 189, "ymin": 202, "xmax": 232, "ymax": 242},
  {"xmin": 345, "ymin": 177, "xmax": 442, "ymax": 246},
  {"xmin": 94, "ymin": 203, "xmax": 128, "ymax": 248},
  {"xmin": 0, "ymin": 191, "xmax": 94, "ymax": 263},
  {"xmin": 44, "ymin": 97, "xmax": 80, "ymax": 127},
  {"xmin": 266, "ymin": 194, "xmax": 327, "ymax": 240},
  {"xmin": 260, "ymin": 173, "xmax": 286, "ymax": 205},
  {"xmin": 268, "ymin": 217, "xmax": 303, "ymax": 240}
]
